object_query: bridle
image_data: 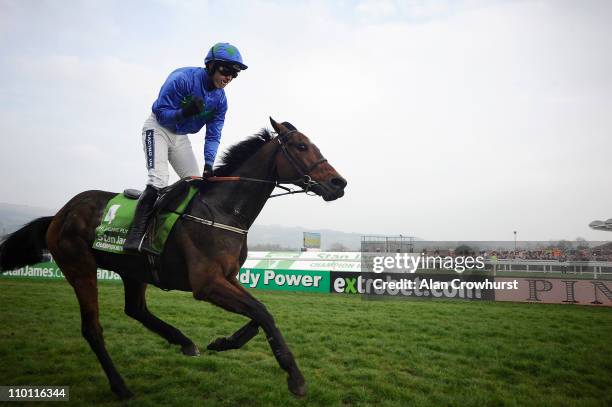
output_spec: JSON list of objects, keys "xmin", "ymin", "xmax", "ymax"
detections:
[
  {"xmin": 207, "ymin": 129, "xmax": 329, "ymax": 198},
  {"xmin": 180, "ymin": 129, "xmax": 331, "ymax": 236},
  {"xmin": 275, "ymin": 130, "xmax": 327, "ymax": 188}
]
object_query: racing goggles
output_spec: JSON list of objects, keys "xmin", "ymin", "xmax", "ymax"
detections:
[{"xmin": 217, "ymin": 64, "xmax": 239, "ymax": 78}]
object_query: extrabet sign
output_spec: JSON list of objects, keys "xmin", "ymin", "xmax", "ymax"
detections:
[
  {"xmin": 238, "ymin": 268, "xmax": 329, "ymax": 293},
  {"xmin": 330, "ymin": 272, "xmax": 363, "ymax": 294}
]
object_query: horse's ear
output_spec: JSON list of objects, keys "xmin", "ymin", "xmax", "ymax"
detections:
[
  {"xmin": 270, "ymin": 117, "xmax": 288, "ymax": 135},
  {"xmin": 281, "ymin": 121, "xmax": 297, "ymax": 131}
]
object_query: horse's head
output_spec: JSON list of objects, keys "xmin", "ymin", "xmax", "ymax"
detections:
[{"xmin": 270, "ymin": 118, "xmax": 347, "ymax": 201}]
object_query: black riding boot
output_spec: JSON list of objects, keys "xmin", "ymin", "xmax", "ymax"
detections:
[{"xmin": 123, "ymin": 185, "xmax": 158, "ymax": 253}]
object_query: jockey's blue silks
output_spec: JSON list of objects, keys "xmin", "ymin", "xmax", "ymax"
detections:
[{"xmin": 152, "ymin": 67, "xmax": 227, "ymax": 167}]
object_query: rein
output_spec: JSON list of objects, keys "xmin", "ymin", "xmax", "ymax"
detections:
[
  {"xmin": 180, "ymin": 130, "xmax": 327, "ymax": 235},
  {"xmin": 204, "ymin": 175, "xmax": 315, "ymax": 198}
]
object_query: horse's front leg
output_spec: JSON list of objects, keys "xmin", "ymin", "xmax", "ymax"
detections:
[{"xmin": 194, "ymin": 273, "xmax": 305, "ymax": 397}]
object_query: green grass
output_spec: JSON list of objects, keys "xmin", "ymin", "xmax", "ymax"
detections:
[{"xmin": 1, "ymin": 279, "xmax": 611, "ymax": 407}]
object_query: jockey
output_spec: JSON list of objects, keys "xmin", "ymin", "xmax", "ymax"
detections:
[{"xmin": 124, "ymin": 42, "xmax": 248, "ymax": 252}]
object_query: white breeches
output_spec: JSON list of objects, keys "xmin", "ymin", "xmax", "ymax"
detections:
[{"xmin": 141, "ymin": 113, "xmax": 200, "ymax": 189}]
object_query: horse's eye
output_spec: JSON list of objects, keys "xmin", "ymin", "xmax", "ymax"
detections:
[{"xmin": 295, "ymin": 143, "xmax": 308, "ymax": 151}]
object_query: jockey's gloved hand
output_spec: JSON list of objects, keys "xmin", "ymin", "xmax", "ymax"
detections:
[
  {"xmin": 202, "ymin": 163, "xmax": 213, "ymax": 179},
  {"xmin": 182, "ymin": 97, "xmax": 204, "ymax": 118}
]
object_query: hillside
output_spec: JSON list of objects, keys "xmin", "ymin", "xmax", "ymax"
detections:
[
  {"xmin": 248, "ymin": 224, "xmax": 362, "ymax": 250},
  {"xmin": 0, "ymin": 202, "xmax": 363, "ymax": 249},
  {"xmin": 0, "ymin": 203, "xmax": 56, "ymax": 236}
]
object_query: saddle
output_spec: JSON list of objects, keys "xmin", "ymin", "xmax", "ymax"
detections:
[
  {"xmin": 95, "ymin": 177, "xmax": 203, "ymax": 256},
  {"xmin": 123, "ymin": 177, "xmax": 204, "ymax": 212},
  {"xmin": 123, "ymin": 189, "xmax": 141, "ymax": 199},
  {"xmin": 140, "ymin": 177, "xmax": 204, "ymax": 255}
]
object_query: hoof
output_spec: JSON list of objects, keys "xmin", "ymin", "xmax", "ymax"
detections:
[
  {"xmin": 287, "ymin": 375, "xmax": 306, "ymax": 397},
  {"xmin": 207, "ymin": 337, "xmax": 231, "ymax": 352},
  {"xmin": 181, "ymin": 343, "xmax": 200, "ymax": 356}
]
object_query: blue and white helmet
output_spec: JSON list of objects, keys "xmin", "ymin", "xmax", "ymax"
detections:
[{"xmin": 204, "ymin": 42, "xmax": 248, "ymax": 71}]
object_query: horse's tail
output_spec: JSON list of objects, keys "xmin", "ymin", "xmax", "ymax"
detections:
[{"xmin": 0, "ymin": 216, "xmax": 53, "ymax": 272}]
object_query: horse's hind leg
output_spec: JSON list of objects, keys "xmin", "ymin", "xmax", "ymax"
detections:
[
  {"xmin": 69, "ymin": 274, "xmax": 133, "ymax": 399},
  {"xmin": 207, "ymin": 319, "xmax": 259, "ymax": 351},
  {"xmin": 46, "ymin": 193, "xmax": 132, "ymax": 399},
  {"xmin": 122, "ymin": 277, "xmax": 199, "ymax": 356},
  {"xmin": 195, "ymin": 276, "xmax": 305, "ymax": 397}
]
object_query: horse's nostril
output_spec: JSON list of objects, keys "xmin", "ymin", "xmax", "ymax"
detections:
[{"xmin": 331, "ymin": 177, "xmax": 347, "ymax": 189}]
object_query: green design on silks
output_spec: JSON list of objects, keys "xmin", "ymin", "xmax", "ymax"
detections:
[
  {"xmin": 180, "ymin": 95, "xmax": 215, "ymax": 121},
  {"xmin": 93, "ymin": 187, "xmax": 199, "ymax": 255},
  {"xmin": 199, "ymin": 108, "xmax": 215, "ymax": 121}
]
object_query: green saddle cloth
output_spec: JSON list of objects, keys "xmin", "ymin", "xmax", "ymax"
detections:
[{"xmin": 93, "ymin": 186, "xmax": 198, "ymax": 255}]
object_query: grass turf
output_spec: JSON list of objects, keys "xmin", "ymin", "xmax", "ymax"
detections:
[{"xmin": 0, "ymin": 278, "xmax": 611, "ymax": 407}]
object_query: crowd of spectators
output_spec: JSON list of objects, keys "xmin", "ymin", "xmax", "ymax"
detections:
[
  {"xmin": 419, "ymin": 245, "xmax": 612, "ymax": 262},
  {"xmin": 484, "ymin": 248, "xmax": 612, "ymax": 262}
]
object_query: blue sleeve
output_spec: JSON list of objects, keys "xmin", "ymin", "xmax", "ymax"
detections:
[
  {"xmin": 152, "ymin": 73, "xmax": 190, "ymax": 129},
  {"xmin": 204, "ymin": 95, "xmax": 227, "ymax": 166}
]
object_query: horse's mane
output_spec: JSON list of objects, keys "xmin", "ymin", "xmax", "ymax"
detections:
[
  {"xmin": 213, "ymin": 129, "xmax": 273, "ymax": 176},
  {"xmin": 213, "ymin": 122, "xmax": 297, "ymax": 176}
]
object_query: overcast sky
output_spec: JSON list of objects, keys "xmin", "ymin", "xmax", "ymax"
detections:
[{"xmin": 1, "ymin": 0, "xmax": 611, "ymax": 240}]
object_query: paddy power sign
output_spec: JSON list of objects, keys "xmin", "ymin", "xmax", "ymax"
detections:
[{"xmin": 237, "ymin": 268, "xmax": 329, "ymax": 293}]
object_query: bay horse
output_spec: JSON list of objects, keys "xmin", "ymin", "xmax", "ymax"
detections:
[{"xmin": 0, "ymin": 118, "xmax": 347, "ymax": 399}]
